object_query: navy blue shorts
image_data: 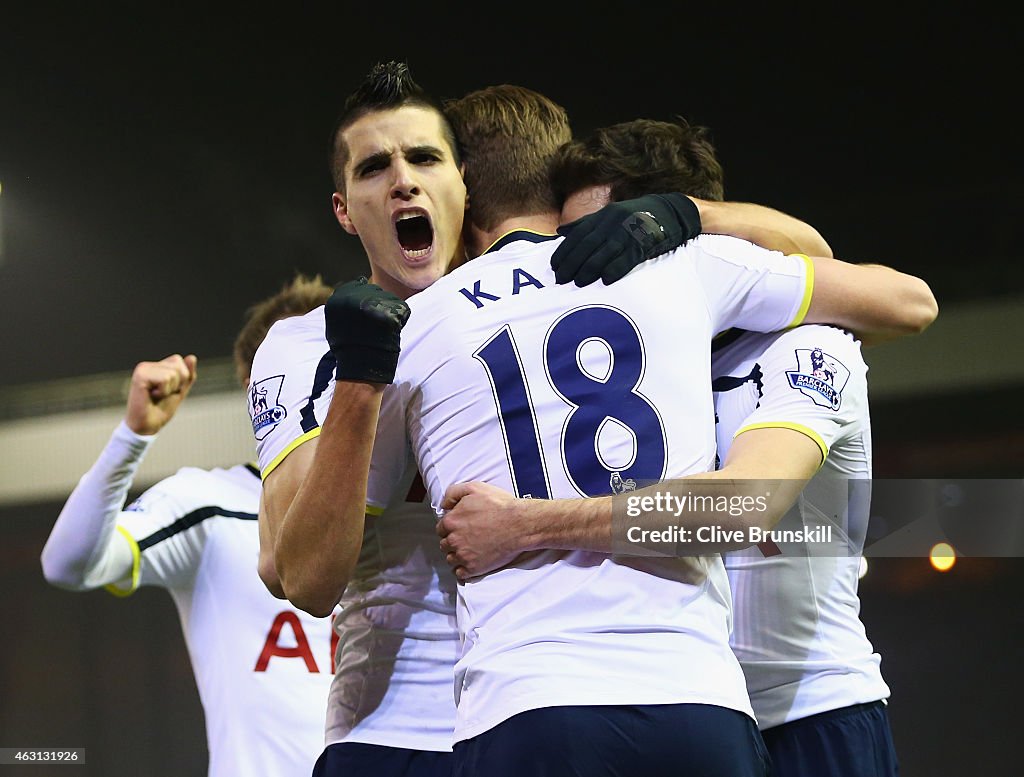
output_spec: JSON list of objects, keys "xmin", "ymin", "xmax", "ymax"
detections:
[
  {"xmin": 453, "ymin": 703, "xmax": 769, "ymax": 777},
  {"xmin": 760, "ymin": 700, "xmax": 899, "ymax": 777},
  {"xmin": 312, "ymin": 742, "xmax": 453, "ymax": 777}
]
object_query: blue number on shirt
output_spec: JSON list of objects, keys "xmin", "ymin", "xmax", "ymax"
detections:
[
  {"xmin": 475, "ymin": 305, "xmax": 666, "ymax": 498},
  {"xmin": 475, "ymin": 326, "xmax": 552, "ymax": 499}
]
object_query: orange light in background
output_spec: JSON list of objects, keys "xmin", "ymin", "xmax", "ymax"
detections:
[
  {"xmin": 929, "ymin": 542, "xmax": 956, "ymax": 572},
  {"xmin": 858, "ymin": 557, "xmax": 868, "ymax": 579}
]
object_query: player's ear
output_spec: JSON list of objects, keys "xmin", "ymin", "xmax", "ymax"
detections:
[
  {"xmin": 457, "ymin": 166, "xmax": 470, "ymax": 212},
  {"xmin": 333, "ymin": 192, "xmax": 358, "ymax": 235}
]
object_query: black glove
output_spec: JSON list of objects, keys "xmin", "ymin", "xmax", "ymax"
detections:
[
  {"xmin": 550, "ymin": 193, "xmax": 702, "ymax": 286},
  {"xmin": 324, "ymin": 277, "xmax": 410, "ymax": 384}
]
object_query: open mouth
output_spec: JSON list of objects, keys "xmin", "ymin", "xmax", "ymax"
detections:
[{"xmin": 395, "ymin": 210, "xmax": 434, "ymax": 260}]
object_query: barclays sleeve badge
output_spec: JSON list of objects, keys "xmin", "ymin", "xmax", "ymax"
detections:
[
  {"xmin": 785, "ymin": 348, "xmax": 850, "ymax": 410},
  {"xmin": 250, "ymin": 375, "xmax": 288, "ymax": 440}
]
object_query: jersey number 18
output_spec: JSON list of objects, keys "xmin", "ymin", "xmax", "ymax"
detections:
[{"xmin": 474, "ymin": 305, "xmax": 667, "ymax": 498}]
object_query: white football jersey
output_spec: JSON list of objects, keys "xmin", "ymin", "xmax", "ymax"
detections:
[
  {"xmin": 381, "ymin": 230, "xmax": 813, "ymax": 742},
  {"xmin": 250, "ymin": 310, "xmax": 459, "ymax": 752},
  {"xmin": 111, "ymin": 463, "xmax": 332, "ymax": 777},
  {"xmin": 712, "ymin": 324, "xmax": 891, "ymax": 729}
]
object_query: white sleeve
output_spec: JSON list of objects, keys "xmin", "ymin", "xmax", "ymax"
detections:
[
  {"xmin": 252, "ymin": 306, "xmax": 409, "ymax": 516},
  {"xmin": 248, "ymin": 308, "xmax": 335, "ymax": 478},
  {"xmin": 735, "ymin": 325, "xmax": 867, "ymax": 459},
  {"xmin": 691, "ymin": 234, "xmax": 813, "ymax": 336},
  {"xmin": 110, "ymin": 470, "xmax": 236, "ymax": 594},
  {"xmin": 41, "ymin": 421, "xmax": 154, "ymax": 592}
]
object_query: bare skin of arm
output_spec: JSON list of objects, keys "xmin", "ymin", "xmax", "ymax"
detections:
[
  {"xmin": 692, "ymin": 198, "xmax": 833, "ymax": 258},
  {"xmin": 695, "ymin": 201, "xmax": 937, "ymax": 343},
  {"xmin": 804, "ymin": 258, "xmax": 938, "ymax": 346},
  {"xmin": 438, "ymin": 427, "xmax": 822, "ymax": 580},
  {"xmin": 562, "ymin": 188, "xmax": 832, "ymax": 260},
  {"xmin": 257, "ymin": 467, "xmax": 294, "ymax": 600},
  {"xmin": 260, "ymin": 381, "xmax": 384, "ymax": 617},
  {"xmin": 563, "ymin": 190, "xmax": 936, "ymax": 345},
  {"xmin": 693, "ymin": 200, "xmax": 937, "ymax": 343}
]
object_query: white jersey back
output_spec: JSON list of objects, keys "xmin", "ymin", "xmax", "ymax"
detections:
[
  {"xmin": 385, "ymin": 231, "xmax": 812, "ymax": 742},
  {"xmin": 712, "ymin": 324, "xmax": 890, "ymax": 729},
  {"xmin": 250, "ymin": 309, "xmax": 459, "ymax": 752},
  {"xmin": 113, "ymin": 463, "xmax": 332, "ymax": 777}
]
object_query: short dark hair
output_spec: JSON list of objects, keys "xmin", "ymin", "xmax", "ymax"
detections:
[
  {"xmin": 551, "ymin": 117, "xmax": 725, "ymax": 204},
  {"xmin": 327, "ymin": 61, "xmax": 461, "ymax": 193},
  {"xmin": 232, "ymin": 273, "xmax": 333, "ymax": 386}
]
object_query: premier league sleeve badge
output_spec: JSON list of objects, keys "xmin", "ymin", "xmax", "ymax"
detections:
[
  {"xmin": 785, "ymin": 348, "xmax": 851, "ymax": 410},
  {"xmin": 249, "ymin": 375, "xmax": 288, "ymax": 440}
]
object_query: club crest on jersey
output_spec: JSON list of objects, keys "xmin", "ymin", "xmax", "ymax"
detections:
[
  {"xmin": 125, "ymin": 490, "xmax": 169, "ymax": 513},
  {"xmin": 125, "ymin": 495, "xmax": 147, "ymax": 512},
  {"xmin": 250, "ymin": 375, "xmax": 287, "ymax": 440},
  {"xmin": 610, "ymin": 471, "xmax": 637, "ymax": 494},
  {"xmin": 786, "ymin": 347, "xmax": 850, "ymax": 410}
]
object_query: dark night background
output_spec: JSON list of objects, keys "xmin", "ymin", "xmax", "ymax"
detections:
[
  {"xmin": 1, "ymin": 8, "xmax": 1019, "ymax": 385},
  {"xmin": 1, "ymin": 7, "xmax": 1021, "ymax": 776}
]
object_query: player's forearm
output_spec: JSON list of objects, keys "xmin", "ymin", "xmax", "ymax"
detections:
[
  {"xmin": 515, "ymin": 479, "xmax": 791, "ymax": 556},
  {"xmin": 443, "ymin": 430, "xmax": 817, "ymax": 576},
  {"xmin": 855, "ymin": 263, "xmax": 939, "ymax": 345},
  {"xmin": 275, "ymin": 381, "xmax": 383, "ymax": 617},
  {"xmin": 257, "ymin": 554, "xmax": 287, "ymax": 599},
  {"xmin": 496, "ymin": 478, "xmax": 781, "ymax": 560},
  {"xmin": 529, "ymin": 450, "xmax": 812, "ymax": 558},
  {"xmin": 693, "ymin": 199, "xmax": 833, "ymax": 258},
  {"xmin": 523, "ymin": 477, "xmax": 792, "ymax": 557},
  {"xmin": 41, "ymin": 421, "xmax": 149, "ymax": 589},
  {"xmin": 257, "ymin": 489, "xmax": 287, "ymax": 599},
  {"xmin": 621, "ymin": 471, "xmax": 807, "ymax": 553},
  {"xmin": 615, "ymin": 429, "xmax": 818, "ymax": 554},
  {"xmin": 513, "ymin": 495, "xmax": 614, "ymax": 553},
  {"xmin": 805, "ymin": 258, "xmax": 938, "ymax": 345}
]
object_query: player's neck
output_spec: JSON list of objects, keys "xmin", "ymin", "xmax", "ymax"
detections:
[{"xmin": 466, "ymin": 213, "xmax": 560, "ymax": 259}]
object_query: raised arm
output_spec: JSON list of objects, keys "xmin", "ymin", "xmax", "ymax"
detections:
[
  {"xmin": 257, "ymin": 441, "xmax": 312, "ymax": 599},
  {"xmin": 41, "ymin": 355, "xmax": 197, "ymax": 589},
  {"xmin": 265, "ymin": 278, "xmax": 409, "ymax": 617},
  {"xmin": 265, "ymin": 383, "xmax": 383, "ymax": 616}
]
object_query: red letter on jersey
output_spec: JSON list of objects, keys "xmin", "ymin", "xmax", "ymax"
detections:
[{"xmin": 255, "ymin": 611, "xmax": 319, "ymax": 672}]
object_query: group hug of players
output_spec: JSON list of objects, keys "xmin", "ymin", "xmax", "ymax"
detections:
[{"xmin": 42, "ymin": 61, "xmax": 936, "ymax": 776}]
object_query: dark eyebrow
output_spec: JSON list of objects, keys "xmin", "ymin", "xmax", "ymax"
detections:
[
  {"xmin": 406, "ymin": 144, "xmax": 445, "ymax": 159},
  {"xmin": 353, "ymin": 150, "xmax": 392, "ymax": 176}
]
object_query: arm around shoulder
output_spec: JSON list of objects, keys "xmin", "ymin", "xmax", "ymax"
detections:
[
  {"xmin": 693, "ymin": 198, "xmax": 834, "ymax": 258},
  {"xmin": 803, "ymin": 258, "xmax": 938, "ymax": 345}
]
